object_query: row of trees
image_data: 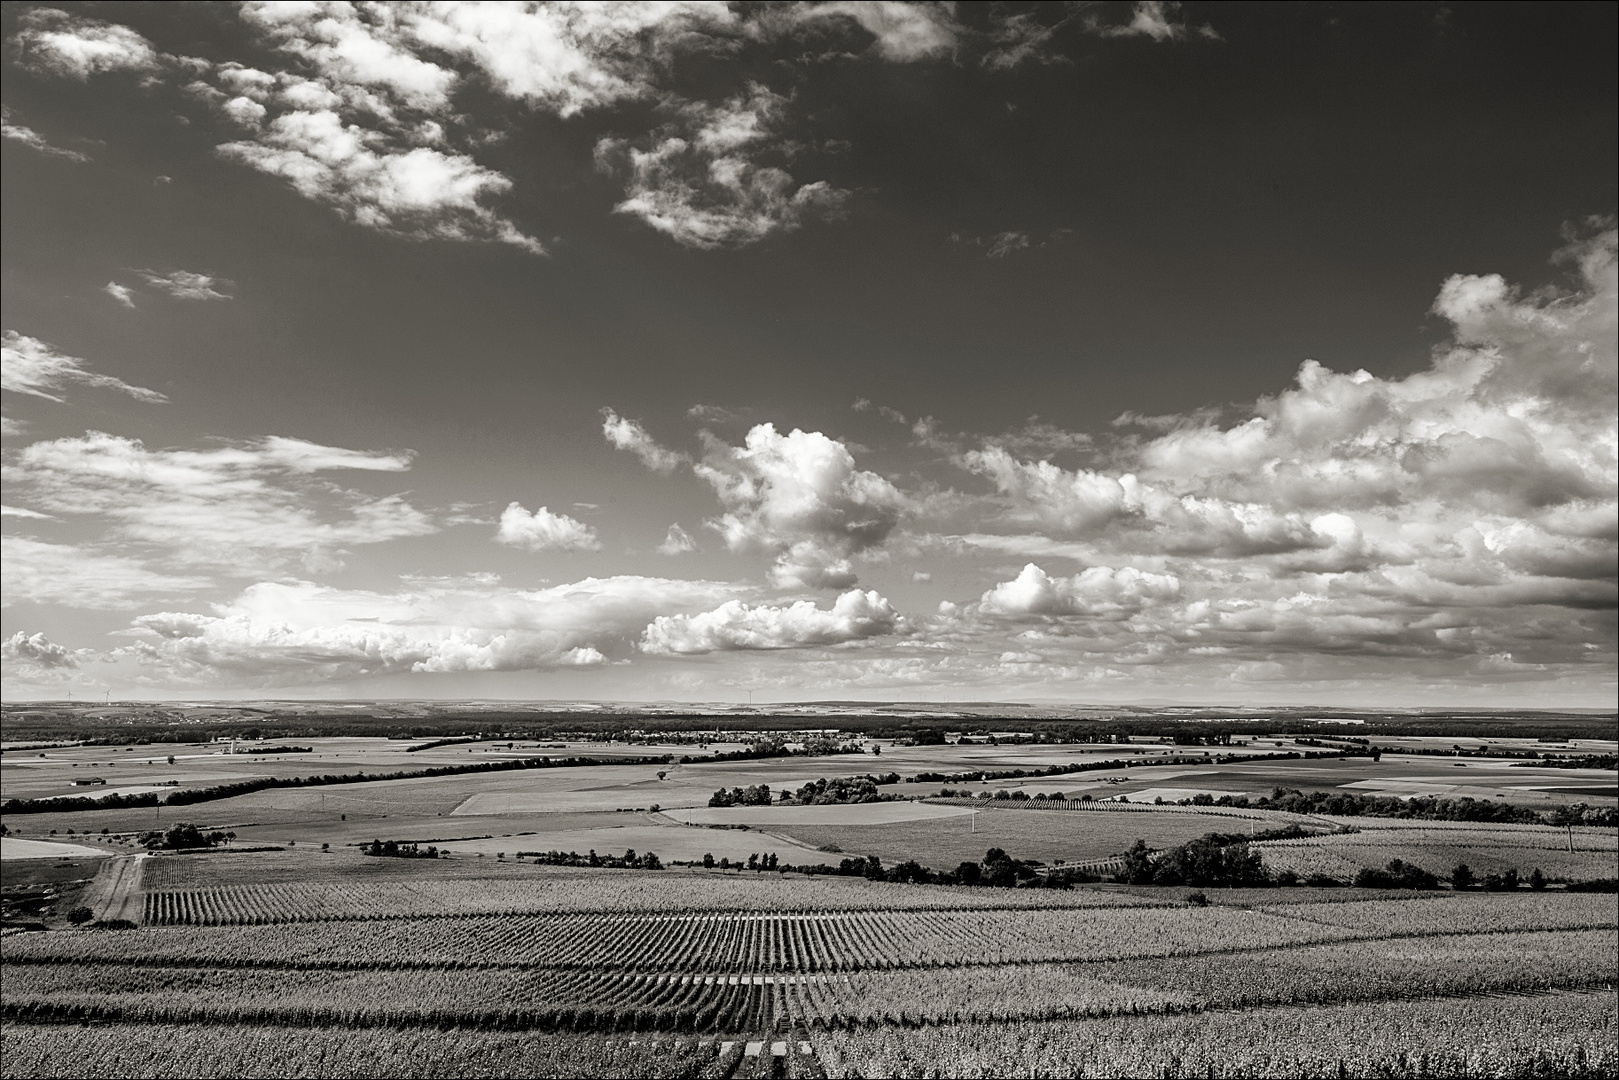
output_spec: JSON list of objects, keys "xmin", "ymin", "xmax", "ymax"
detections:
[
  {"xmin": 361, "ymin": 840, "xmax": 439, "ymax": 859},
  {"xmin": 1181, "ymin": 786, "xmax": 1618, "ymax": 826},
  {"xmin": 517, "ymin": 848, "xmax": 663, "ymax": 870}
]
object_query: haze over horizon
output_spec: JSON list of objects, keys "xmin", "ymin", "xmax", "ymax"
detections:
[{"xmin": 3, "ymin": 2, "xmax": 1615, "ymax": 708}]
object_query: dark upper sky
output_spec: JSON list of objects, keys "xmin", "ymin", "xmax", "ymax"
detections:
[{"xmin": 2, "ymin": 2, "xmax": 1615, "ymax": 704}]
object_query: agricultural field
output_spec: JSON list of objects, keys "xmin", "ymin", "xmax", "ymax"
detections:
[
  {"xmin": 1254, "ymin": 823, "xmax": 1619, "ymax": 882},
  {"xmin": 4, "ymin": 724, "xmax": 1615, "ymax": 1077},
  {"xmin": 2, "ymin": 850, "xmax": 1614, "ymax": 1078}
]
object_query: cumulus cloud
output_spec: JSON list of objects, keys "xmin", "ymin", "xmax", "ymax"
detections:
[
  {"xmin": 10, "ymin": 8, "xmax": 161, "ymax": 80},
  {"xmin": 978, "ymin": 563, "xmax": 1181, "ymax": 618},
  {"xmin": 1, "ymin": 332, "xmax": 167, "ymax": 403},
  {"xmin": 641, "ymin": 588, "xmax": 902, "ymax": 654},
  {"xmin": 919, "ymin": 230, "xmax": 1617, "ymax": 691},
  {"xmin": 117, "ymin": 574, "xmax": 745, "ymax": 684},
  {"xmin": 695, "ymin": 422, "xmax": 907, "ymax": 588},
  {"xmin": 495, "ymin": 502, "xmax": 601, "ymax": 553},
  {"xmin": 2, "ymin": 431, "xmax": 433, "ymax": 574},
  {"xmin": 602, "ymin": 409, "xmax": 686, "ymax": 472},
  {"xmin": 1, "ymin": 106, "xmax": 90, "ymax": 161},
  {"xmin": 135, "ymin": 269, "xmax": 233, "ymax": 301},
  {"xmin": 658, "ymin": 523, "xmax": 698, "ymax": 556},
  {"xmin": 1, "ymin": 630, "xmax": 77, "ymax": 669}
]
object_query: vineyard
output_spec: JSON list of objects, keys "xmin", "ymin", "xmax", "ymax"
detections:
[
  {"xmin": 5, "ymin": 853, "xmax": 1617, "ymax": 1076},
  {"xmin": 5, "ymin": 991, "xmax": 1616, "ymax": 1079},
  {"xmin": 126, "ymin": 860, "xmax": 1168, "ymax": 919},
  {"xmin": 1253, "ymin": 827, "xmax": 1618, "ymax": 882}
]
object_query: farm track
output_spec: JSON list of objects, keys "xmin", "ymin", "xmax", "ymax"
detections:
[{"xmin": 79, "ymin": 853, "xmax": 145, "ymax": 923}]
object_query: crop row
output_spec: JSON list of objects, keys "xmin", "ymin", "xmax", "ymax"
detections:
[
  {"xmin": 131, "ymin": 872, "xmax": 1163, "ymax": 923},
  {"xmin": 6, "ymin": 992, "xmax": 1614, "ymax": 1080},
  {"xmin": 4, "ymin": 930, "xmax": 1610, "ymax": 1034},
  {"xmin": 13, "ymin": 906, "xmax": 1367, "ymax": 972},
  {"xmin": 0, "ymin": 1026, "xmax": 753, "ymax": 1080}
]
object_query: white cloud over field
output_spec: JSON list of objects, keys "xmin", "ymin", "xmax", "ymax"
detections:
[
  {"xmin": 641, "ymin": 589, "xmax": 902, "ymax": 654},
  {"xmin": 116, "ymin": 574, "xmax": 746, "ymax": 684}
]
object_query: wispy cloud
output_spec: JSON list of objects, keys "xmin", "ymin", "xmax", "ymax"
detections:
[
  {"xmin": 1, "ymin": 332, "xmax": 167, "ymax": 403},
  {"xmin": 0, "ymin": 106, "xmax": 90, "ymax": 161},
  {"xmin": 3, "ymin": 432, "xmax": 432, "ymax": 575},
  {"xmin": 103, "ymin": 282, "xmax": 136, "ymax": 308},
  {"xmin": 135, "ymin": 269, "xmax": 233, "ymax": 301}
]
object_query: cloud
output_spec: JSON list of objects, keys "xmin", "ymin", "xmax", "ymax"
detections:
[
  {"xmin": 117, "ymin": 574, "xmax": 745, "ymax": 684},
  {"xmin": 694, "ymin": 422, "xmax": 907, "ymax": 588},
  {"xmin": 215, "ymin": 111, "xmax": 544, "ymax": 253},
  {"xmin": 978, "ymin": 563, "xmax": 1181, "ymax": 619},
  {"xmin": 2, "ymin": 505, "xmax": 52, "ymax": 519},
  {"xmin": 1, "ymin": 630, "xmax": 77, "ymax": 669},
  {"xmin": 495, "ymin": 502, "xmax": 601, "ymax": 553},
  {"xmin": 597, "ymin": 87, "xmax": 848, "ymax": 249},
  {"xmin": 1, "ymin": 332, "xmax": 167, "ymax": 403},
  {"xmin": 103, "ymin": 282, "xmax": 136, "ymax": 308},
  {"xmin": 1, "ymin": 536, "xmax": 211, "ymax": 609},
  {"xmin": 982, "ymin": 10, "xmax": 1068, "ymax": 71},
  {"xmin": 0, "ymin": 106, "xmax": 90, "ymax": 161},
  {"xmin": 1087, "ymin": 2, "xmax": 1220, "ymax": 43},
  {"xmin": 602, "ymin": 409, "xmax": 686, "ymax": 472},
  {"xmin": 10, "ymin": 8, "xmax": 161, "ymax": 80},
  {"xmin": 784, "ymin": 2, "xmax": 959, "ymax": 62},
  {"xmin": 641, "ymin": 588, "xmax": 903, "ymax": 654},
  {"xmin": 135, "ymin": 269, "xmax": 233, "ymax": 301},
  {"xmin": 3, "ymin": 432, "xmax": 433, "ymax": 574},
  {"xmin": 658, "ymin": 523, "xmax": 698, "ymax": 556}
]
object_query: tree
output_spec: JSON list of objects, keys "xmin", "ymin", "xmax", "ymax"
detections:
[
  {"xmin": 702, "ymin": 852, "xmax": 715, "ymax": 869},
  {"xmin": 1451, "ymin": 863, "xmax": 1476, "ymax": 890},
  {"xmin": 956, "ymin": 861, "xmax": 981, "ymax": 886},
  {"xmin": 66, "ymin": 906, "xmax": 93, "ymax": 924},
  {"xmin": 1529, "ymin": 867, "xmax": 1547, "ymax": 890}
]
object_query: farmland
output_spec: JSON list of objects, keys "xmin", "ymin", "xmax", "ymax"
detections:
[{"xmin": 3, "ymin": 708, "xmax": 1615, "ymax": 1077}]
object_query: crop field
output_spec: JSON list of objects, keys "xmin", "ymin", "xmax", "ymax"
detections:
[
  {"xmin": 771, "ymin": 803, "xmax": 1306, "ymax": 868},
  {"xmin": 2, "ymin": 877, "xmax": 1613, "ymax": 1080},
  {"xmin": 1255, "ymin": 825, "xmax": 1619, "ymax": 882},
  {"xmin": 5, "ymin": 990, "xmax": 1616, "ymax": 1080},
  {"xmin": 5, "ymin": 735, "xmax": 1615, "ymax": 1078}
]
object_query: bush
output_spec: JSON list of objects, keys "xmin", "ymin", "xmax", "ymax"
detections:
[
  {"xmin": 65, "ymin": 907, "xmax": 93, "ymax": 925},
  {"xmin": 1566, "ymin": 878, "xmax": 1619, "ymax": 892}
]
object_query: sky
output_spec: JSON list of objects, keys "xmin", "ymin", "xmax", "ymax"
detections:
[{"xmin": 1, "ymin": 1, "xmax": 1615, "ymax": 706}]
